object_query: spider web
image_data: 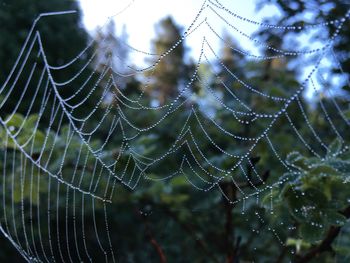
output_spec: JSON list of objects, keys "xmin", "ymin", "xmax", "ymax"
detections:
[{"xmin": 0, "ymin": 0, "xmax": 349, "ymax": 261}]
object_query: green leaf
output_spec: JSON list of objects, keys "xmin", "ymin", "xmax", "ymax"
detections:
[
  {"xmin": 24, "ymin": 114, "xmax": 39, "ymax": 130},
  {"xmin": 32, "ymin": 130, "xmax": 45, "ymax": 153},
  {"xmin": 304, "ymin": 157, "xmax": 320, "ymax": 166},
  {"xmin": 327, "ymin": 159, "xmax": 350, "ymax": 174},
  {"xmin": 302, "ymin": 188, "xmax": 328, "ymax": 207},
  {"xmin": 343, "ymin": 109, "xmax": 350, "ymax": 120},
  {"xmin": 309, "ymin": 164, "xmax": 340, "ymax": 177},
  {"xmin": 327, "ymin": 138, "xmax": 342, "ymax": 157},
  {"xmin": 285, "ymin": 151, "xmax": 311, "ymax": 171},
  {"xmin": 7, "ymin": 113, "xmax": 24, "ymax": 128},
  {"xmin": 299, "ymin": 223, "xmax": 325, "ymax": 243},
  {"xmin": 282, "ymin": 185, "xmax": 306, "ymax": 221},
  {"xmin": 286, "ymin": 238, "xmax": 310, "ymax": 253},
  {"xmin": 160, "ymin": 193, "xmax": 189, "ymax": 205},
  {"xmin": 332, "ymin": 245, "xmax": 350, "ymax": 256},
  {"xmin": 261, "ymin": 188, "xmax": 280, "ymax": 209},
  {"xmin": 170, "ymin": 176, "xmax": 189, "ymax": 187},
  {"xmin": 324, "ymin": 210, "xmax": 347, "ymax": 226},
  {"xmin": 286, "ymin": 151, "xmax": 304, "ymax": 166}
]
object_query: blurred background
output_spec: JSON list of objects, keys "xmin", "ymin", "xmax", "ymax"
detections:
[{"xmin": 0, "ymin": 0, "xmax": 350, "ymax": 262}]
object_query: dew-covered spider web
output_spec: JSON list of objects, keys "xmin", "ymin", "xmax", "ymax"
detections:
[{"xmin": 0, "ymin": 0, "xmax": 350, "ymax": 262}]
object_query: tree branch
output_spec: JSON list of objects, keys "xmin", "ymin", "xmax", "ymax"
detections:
[
  {"xmin": 137, "ymin": 210, "xmax": 167, "ymax": 263},
  {"xmin": 220, "ymin": 182, "xmax": 238, "ymax": 263},
  {"xmin": 164, "ymin": 208, "xmax": 221, "ymax": 263},
  {"xmin": 296, "ymin": 206, "xmax": 350, "ymax": 263}
]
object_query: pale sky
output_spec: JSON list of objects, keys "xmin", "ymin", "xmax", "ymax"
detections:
[{"xmin": 78, "ymin": 0, "xmax": 280, "ymax": 65}]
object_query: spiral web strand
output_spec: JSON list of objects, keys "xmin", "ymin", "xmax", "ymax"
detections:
[{"xmin": 0, "ymin": 1, "xmax": 349, "ymax": 262}]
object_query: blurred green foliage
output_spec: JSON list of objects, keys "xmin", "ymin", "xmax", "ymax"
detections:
[{"xmin": 0, "ymin": 0, "xmax": 350, "ymax": 262}]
